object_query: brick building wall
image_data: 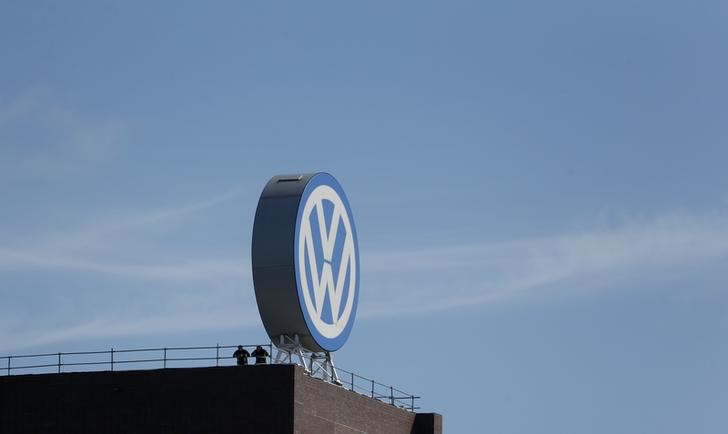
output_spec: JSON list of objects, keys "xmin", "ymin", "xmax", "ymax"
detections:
[{"xmin": 0, "ymin": 364, "xmax": 441, "ymax": 434}]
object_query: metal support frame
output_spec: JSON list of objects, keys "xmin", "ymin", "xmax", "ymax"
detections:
[
  {"xmin": 273, "ymin": 335, "xmax": 341, "ymax": 385},
  {"xmin": 273, "ymin": 335, "xmax": 309, "ymax": 370}
]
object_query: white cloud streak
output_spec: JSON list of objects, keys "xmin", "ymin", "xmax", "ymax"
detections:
[
  {"xmin": 360, "ymin": 211, "xmax": 728, "ymax": 317},
  {"xmin": 2, "ymin": 310, "xmax": 261, "ymax": 352},
  {"xmin": 3, "ymin": 178, "xmax": 728, "ymax": 352},
  {"xmin": 0, "ymin": 248, "xmax": 248, "ymax": 280},
  {"xmin": 0, "ymin": 186, "xmax": 249, "ymax": 280},
  {"xmin": 0, "ymin": 88, "xmax": 128, "ymax": 175},
  {"xmin": 0, "ymin": 186, "xmax": 253, "ymax": 351},
  {"xmin": 0, "ymin": 89, "xmax": 261, "ymax": 352}
]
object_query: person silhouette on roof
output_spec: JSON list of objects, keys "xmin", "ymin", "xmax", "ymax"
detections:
[
  {"xmin": 251, "ymin": 345, "xmax": 269, "ymax": 365},
  {"xmin": 232, "ymin": 345, "xmax": 250, "ymax": 366}
]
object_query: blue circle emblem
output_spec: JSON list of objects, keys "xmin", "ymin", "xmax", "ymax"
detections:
[{"xmin": 294, "ymin": 173, "xmax": 359, "ymax": 352}]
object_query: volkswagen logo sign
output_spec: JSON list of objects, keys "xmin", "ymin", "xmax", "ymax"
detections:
[{"xmin": 251, "ymin": 173, "xmax": 359, "ymax": 352}]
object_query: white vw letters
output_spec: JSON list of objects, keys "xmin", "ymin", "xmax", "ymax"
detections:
[{"xmin": 298, "ymin": 185, "xmax": 357, "ymax": 339}]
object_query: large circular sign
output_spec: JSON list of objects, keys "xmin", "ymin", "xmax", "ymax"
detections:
[{"xmin": 251, "ymin": 173, "xmax": 359, "ymax": 352}]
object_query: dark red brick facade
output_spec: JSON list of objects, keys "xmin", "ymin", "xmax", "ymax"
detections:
[{"xmin": 0, "ymin": 364, "xmax": 441, "ymax": 434}]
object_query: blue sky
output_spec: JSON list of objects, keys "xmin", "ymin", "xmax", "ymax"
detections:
[{"xmin": 1, "ymin": 1, "xmax": 727, "ymax": 432}]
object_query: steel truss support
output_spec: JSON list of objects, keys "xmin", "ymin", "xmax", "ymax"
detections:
[{"xmin": 273, "ymin": 335, "xmax": 341, "ymax": 385}]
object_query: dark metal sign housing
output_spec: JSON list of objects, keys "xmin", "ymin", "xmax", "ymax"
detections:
[{"xmin": 251, "ymin": 173, "xmax": 359, "ymax": 352}]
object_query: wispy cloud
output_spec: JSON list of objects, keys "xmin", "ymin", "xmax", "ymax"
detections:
[
  {"xmin": 0, "ymin": 185, "xmax": 248, "ymax": 280},
  {"xmin": 3, "ymin": 185, "xmax": 728, "ymax": 352},
  {"xmin": 0, "ymin": 87, "xmax": 128, "ymax": 175},
  {"xmin": 0, "ymin": 248, "xmax": 248, "ymax": 280},
  {"xmin": 9, "ymin": 185, "xmax": 249, "ymax": 259},
  {"xmin": 360, "ymin": 210, "xmax": 728, "ymax": 317},
  {"xmin": 0, "ymin": 185, "xmax": 253, "ymax": 351},
  {"xmin": 2, "ymin": 309, "xmax": 261, "ymax": 352}
]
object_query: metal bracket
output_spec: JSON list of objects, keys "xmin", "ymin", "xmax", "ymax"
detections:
[
  {"xmin": 273, "ymin": 335, "xmax": 341, "ymax": 385},
  {"xmin": 273, "ymin": 334, "xmax": 310, "ymax": 371}
]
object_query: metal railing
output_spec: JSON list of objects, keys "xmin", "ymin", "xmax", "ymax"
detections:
[
  {"xmin": 0, "ymin": 344, "xmax": 272, "ymax": 375},
  {"xmin": 1, "ymin": 344, "xmax": 420, "ymax": 411},
  {"xmin": 337, "ymin": 365, "xmax": 420, "ymax": 411}
]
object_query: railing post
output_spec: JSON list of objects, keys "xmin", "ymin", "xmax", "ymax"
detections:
[
  {"xmin": 390, "ymin": 386, "xmax": 394, "ymax": 405},
  {"xmin": 163, "ymin": 348, "xmax": 167, "ymax": 369},
  {"xmin": 216, "ymin": 344, "xmax": 219, "ymax": 367},
  {"xmin": 7, "ymin": 356, "xmax": 11, "ymax": 376},
  {"xmin": 371, "ymin": 379, "xmax": 375, "ymax": 398},
  {"xmin": 110, "ymin": 348, "xmax": 114, "ymax": 371},
  {"xmin": 58, "ymin": 352, "xmax": 61, "ymax": 374},
  {"xmin": 268, "ymin": 344, "xmax": 273, "ymax": 363},
  {"xmin": 411, "ymin": 396, "xmax": 414, "ymax": 412},
  {"xmin": 350, "ymin": 372, "xmax": 354, "ymax": 391}
]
